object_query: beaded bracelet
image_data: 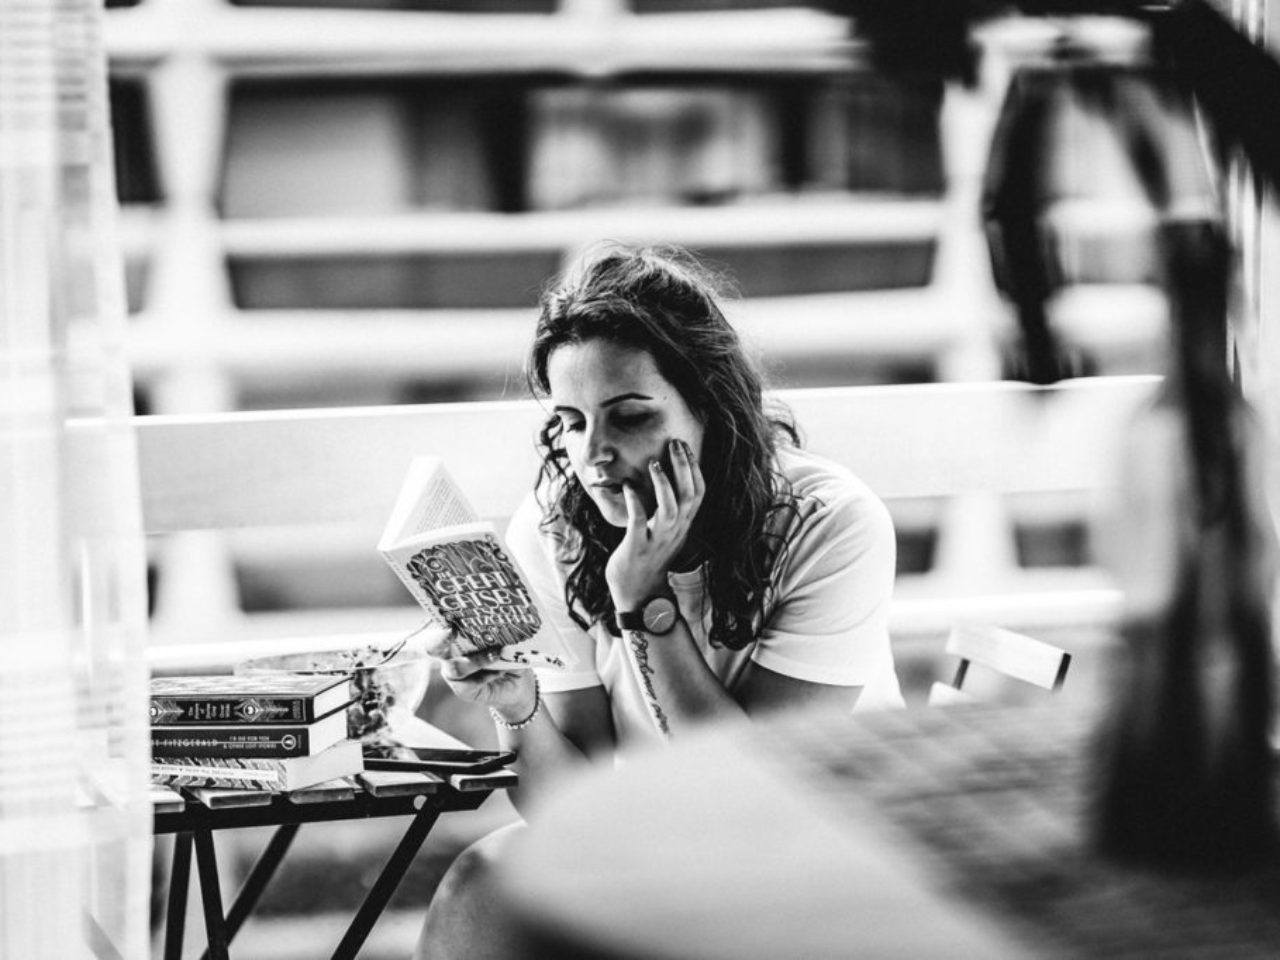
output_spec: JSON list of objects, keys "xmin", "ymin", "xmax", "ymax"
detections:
[{"xmin": 490, "ymin": 674, "xmax": 542, "ymax": 731}]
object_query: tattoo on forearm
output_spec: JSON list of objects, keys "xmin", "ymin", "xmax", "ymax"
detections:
[{"xmin": 626, "ymin": 630, "xmax": 671, "ymax": 737}]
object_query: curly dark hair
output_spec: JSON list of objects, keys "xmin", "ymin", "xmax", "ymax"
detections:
[{"xmin": 527, "ymin": 242, "xmax": 802, "ymax": 651}]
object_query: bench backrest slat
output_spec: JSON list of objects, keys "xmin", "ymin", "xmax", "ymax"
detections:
[{"xmin": 133, "ymin": 376, "xmax": 1159, "ymax": 536}]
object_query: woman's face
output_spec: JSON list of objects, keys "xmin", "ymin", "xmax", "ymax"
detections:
[{"xmin": 547, "ymin": 339, "xmax": 705, "ymax": 528}]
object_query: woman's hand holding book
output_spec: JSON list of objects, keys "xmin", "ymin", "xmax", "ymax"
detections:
[{"xmin": 425, "ymin": 630, "xmax": 539, "ymax": 725}]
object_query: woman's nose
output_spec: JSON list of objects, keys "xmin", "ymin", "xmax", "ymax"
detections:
[{"xmin": 584, "ymin": 422, "xmax": 614, "ymax": 466}]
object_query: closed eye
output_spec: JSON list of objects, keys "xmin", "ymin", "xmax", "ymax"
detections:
[{"xmin": 612, "ymin": 411, "xmax": 651, "ymax": 430}]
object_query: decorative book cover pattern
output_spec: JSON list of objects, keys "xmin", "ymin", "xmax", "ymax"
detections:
[
  {"xmin": 150, "ymin": 740, "xmax": 362, "ymax": 792},
  {"xmin": 404, "ymin": 534, "xmax": 555, "ymax": 663},
  {"xmin": 151, "ymin": 696, "xmax": 302, "ymax": 724}
]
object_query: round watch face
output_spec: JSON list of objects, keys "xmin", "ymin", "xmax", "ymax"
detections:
[{"xmin": 642, "ymin": 596, "xmax": 678, "ymax": 635}]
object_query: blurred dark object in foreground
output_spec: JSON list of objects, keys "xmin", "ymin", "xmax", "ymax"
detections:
[{"xmin": 1093, "ymin": 220, "xmax": 1277, "ymax": 871}]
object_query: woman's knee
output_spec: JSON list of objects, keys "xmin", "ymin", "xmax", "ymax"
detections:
[
  {"xmin": 415, "ymin": 822, "xmax": 528, "ymax": 960},
  {"xmin": 433, "ymin": 821, "xmax": 525, "ymax": 903}
]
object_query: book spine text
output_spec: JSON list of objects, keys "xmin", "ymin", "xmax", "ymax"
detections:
[
  {"xmin": 150, "ymin": 726, "xmax": 322, "ymax": 759},
  {"xmin": 149, "ymin": 697, "xmax": 313, "ymax": 725}
]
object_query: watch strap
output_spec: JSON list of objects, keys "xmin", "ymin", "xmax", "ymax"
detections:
[{"xmin": 616, "ymin": 608, "xmax": 648, "ymax": 632}]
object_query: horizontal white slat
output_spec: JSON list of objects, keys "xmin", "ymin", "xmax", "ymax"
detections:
[
  {"xmin": 104, "ymin": 5, "xmax": 859, "ymax": 76},
  {"xmin": 123, "ymin": 296, "xmax": 958, "ymax": 386},
  {"xmin": 215, "ymin": 201, "xmax": 944, "ymax": 257},
  {"xmin": 787, "ymin": 376, "xmax": 1158, "ymax": 499},
  {"xmin": 127, "ymin": 376, "xmax": 1159, "ymax": 535},
  {"xmin": 121, "ymin": 295, "xmax": 1163, "ymax": 387}
]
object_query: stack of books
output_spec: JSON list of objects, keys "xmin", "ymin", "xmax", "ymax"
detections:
[{"xmin": 149, "ymin": 673, "xmax": 363, "ymax": 792}]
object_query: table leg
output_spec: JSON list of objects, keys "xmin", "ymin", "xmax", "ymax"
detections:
[
  {"xmin": 199, "ymin": 822, "xmax": 301, "ymax": 960},
  {"xmin": 329, "ymin": 801, "xmax": 443, "ymax": 960},
  {"xmin": 164, "ymin": 832, "xmax": 193, "ymax": 960},
  {"xmin": 193, "ymin": 829, "xmax": 230, "ymax": 960}
]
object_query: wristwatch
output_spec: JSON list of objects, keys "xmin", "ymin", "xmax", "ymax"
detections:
[{"xmin": 615, "ymin": 595, "xmax": 680, "ymax": 635}]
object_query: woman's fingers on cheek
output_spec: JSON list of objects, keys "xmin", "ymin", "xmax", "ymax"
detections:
[
  {"xmin": 622, "ymin": 482, "xmax": 647, "ymax": 534},
  {"xmin": 669, "ymin": 439, "xmax": 694, "ymax": 500},
  {"xmin": 651, "ymin": 459, "xmax": 677, "ymax": 519},
  {"xmin": 682, "ymin": 441, "xmax": 705, "ymax": 499}
]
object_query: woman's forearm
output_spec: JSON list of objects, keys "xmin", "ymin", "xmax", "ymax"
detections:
[
  {"xmin": 621, "ymin": 619, "xmax": 741, "ymax": 737},
  {"xmin": 493, "ymin": 709, "xmax": 592, "ymax": 814}
]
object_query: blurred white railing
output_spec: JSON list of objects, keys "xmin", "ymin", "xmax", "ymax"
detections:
[{"xmin": 106, "ymin": 0, "xmax": 1169, "ymax": 412}]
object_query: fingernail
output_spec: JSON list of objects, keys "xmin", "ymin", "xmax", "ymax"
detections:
[{"xmin": 650, "ymin": 459, "xmax": 661, "ymax": 472}]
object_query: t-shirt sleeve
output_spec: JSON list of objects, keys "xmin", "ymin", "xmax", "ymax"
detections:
[
  {"xmin": 505, "ymin": 492, "xmax": 603, "ymax": 693},
  {"xmin": 750, "ymin": 488, "xmax": 897, "ymax": 688}
]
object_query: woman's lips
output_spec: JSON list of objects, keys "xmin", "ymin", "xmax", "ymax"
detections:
[
  {"xmin": 587, "ymin": 475, "xmax": 656, "ymax": 518},
  {"xmin": 590, "ymin": 480, "xmax": 626, "ymax": 497},
  {"xmin": 589, "ymin": 474, "xmax": 650, "ymax": 499}
]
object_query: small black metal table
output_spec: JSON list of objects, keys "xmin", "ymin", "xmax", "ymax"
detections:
[{"xmin": 153, "ymin": 764, "xmax": 516, "ymax": 960}]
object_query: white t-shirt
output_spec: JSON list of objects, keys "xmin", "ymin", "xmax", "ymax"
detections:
[{"xmin": 505, "ymin": 446, "xmax": 904, "ymax": 748}]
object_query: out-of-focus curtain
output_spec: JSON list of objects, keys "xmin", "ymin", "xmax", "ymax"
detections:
[{"xmin": 1, "ymin": 1, "xmax": 152, "ymax": 958}]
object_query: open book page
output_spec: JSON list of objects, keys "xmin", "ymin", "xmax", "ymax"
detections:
[
  {"xmin": 378, "ymin": 458, "xmax": 573, "ymax": 670},
  {"xmin": 378, "ymin": 455, "xmax": 478, "ymax": 545}
]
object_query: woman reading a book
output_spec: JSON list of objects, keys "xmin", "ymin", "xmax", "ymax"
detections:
[{"xmin": 414, "ymin": 242, "xmax": 902, "ymax": 959}]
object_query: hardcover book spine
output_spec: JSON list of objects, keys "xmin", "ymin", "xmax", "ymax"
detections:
[
  {"xmin": 149, "ymin": 697, "xmax": 312, "ymax": 725},
  {"xmin": 150, "ymin": 726, "xmax": 323, "ymax": 759}
]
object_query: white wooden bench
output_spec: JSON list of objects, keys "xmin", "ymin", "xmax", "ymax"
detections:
[{"xmin": 131, "ymin": 375, "xmax": 1159, "ymax": 676}]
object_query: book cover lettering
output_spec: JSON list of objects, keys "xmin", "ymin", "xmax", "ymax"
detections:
[{"xmin": 405, "ymin": 536, "xmax": 544, "ymax": 656}]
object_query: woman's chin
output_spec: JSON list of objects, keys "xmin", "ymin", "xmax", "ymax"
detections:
[
  {"xmin": 589, "ymin": 489, "xmax": 648, "ymax": 528},
  {"xmin": 595, "ymin": 501, "xmax": 630, "ymax": 528}
]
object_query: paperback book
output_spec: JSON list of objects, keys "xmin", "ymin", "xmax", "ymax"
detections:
[
  {"xmin": 150, "ymin": 705, "xmax": 348, "ymax": 759},
  {"xmin": 149, "ymin": 673, "xmax": 352, "ymax": 725},
  {"xmin": 150, "ymin": 739, "xmax": 363, "ymax": 792},
  {"xmin": 377, "ymin": 456, "xmax": 573, "ymax": 670}
]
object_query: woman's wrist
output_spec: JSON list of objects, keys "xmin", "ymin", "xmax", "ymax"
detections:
[
  {"xmin": 610, "ymin": 577, "xmax": 671, "ymax": 614},
  {"xmin": 490, "ymin": 673, "xmax": 541, "ymax": 730}
]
